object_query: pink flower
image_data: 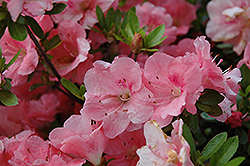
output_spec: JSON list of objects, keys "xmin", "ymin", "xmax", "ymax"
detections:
[
  {"xmin": 104, "ymin": 129, "xmax": 146, "ymax": 166},
  {"xmin": 225, "ymin": 111, "xmax": 243, "ymax": 128},
  {"xmin": 238, "ymin": 42, "xmax": 250, "ymax": 68},
  {"xmin": 144, "ymin": 52, "xmax": 203, "ymax": 127},
  {"xmin": 83, "ymin": 57, "xmax": 154, "ymax": 138},
  {"xmin": 136, "ymin": 119, "xmax": 194, "ymax": 166},
  {"xmin": 136, "ymin": 2, "xmax": 177, "ymax": 45},
  {"xmin": 51, "ymin": 0, "xmax": 115, "ymax": 29},
  {"xmin": 0, "ymin": 30, "xmax": 39, "ymax": 86},
  {"xmin": 148, "ymin": 0, "xmax": 197, "ymax": 35},
  {"xmin": 206, "ymin": 0, "xmax": 250, "ymax": 55},
  {"xmin": 48, "ymin": 20, "xmax": 90, "ymax": 77},
  {"xmin": 49, "ymin": 110, "xmax": 109, "ymax": 166},
  {"xmin": 6, "ymin": 0, "xmax": 67, "ymax": 22}
]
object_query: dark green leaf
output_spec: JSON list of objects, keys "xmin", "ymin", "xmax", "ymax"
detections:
[
  {"xmin": 197, "ymin": 89, "xmax": 224, "ymax": 105},
  {"xmin": 222, "ymin": 157, "xmax": 245, "ymax": 166},
  {"xmin": 216, "ymin": 43, "xmax": 233, "ymax": 49},
  {"xmin": 0, "ymin": 90, "xmax": 18, "ymax": 106},
  {"xmin": 29, "ymin": 83, "xmax": 45, "ymax": 92},
  {"xmin": 245, "ymin": 84, "xmax": 250, "ymax": 95},
  {"xmin": 200, "ymin": 112, "xmax": 216, "ymax": 121},
  {"xmin": 0, "ymin": 11, "xmax": 7, "ymax": 21},
  {"xmin": 0, "ymin": 57, "xmax": 5, "ymax": 72},
  {"xmin": 210, "ymin": 136, "xmax": 239, "ymax": 166},
  {"xmin": 201, "ymin": 132, "xmax": 227, "ymax": 162},
  {"xmin": 240, "ymin": 64, "xmax": 250, "ymax": 90},
  {"xmin": 79, "ymin": 84, "xmax": 86, "ymax": 97},
  {"xmin": 0, "ymin": 20, "xmax": 7, "ymax": 39},
  {"xmin": 113, "ymin": 33, "xmax": 126, "ymax": 43},
  {"xmin": 88, "ymin": 26, "xmax": 103, "ymax": 34},
  {"xmin": 16, "ymin": 15, "xmax": 26, "ymax": 24},
  {"xmin": 189, "ymin": 113, "xmax": 199, "ymax": 132},
  {"xmin": 236, "ymin": 92, "xmax": 243, "ymax": 111},
  {"xmin": 96, "ymin": 5, "xmax": 106, "ymax": 30},
  {"xmin": 182, "ymin": 123, "xmax": 196, "ymax": 158},
  {"xmin": 44, "ymin": 35, "xmax": 62, "ymax": 52},
  {"xmin": 45, "ymin": 3, "xmax": 67, "ymax": 15},
  {"xmin": 105, "ymin": 7, "xmax": 115, "ymax": 31},
  {"xmin": 0, "ymin": 46, "xmax": 2, "ymax": 57},
  {"xmin": 8, "ymin": 20, "xmax": 27, "ymax": 41},
  {"xmin": 61, "ymin": 78, "xmax": 82, "ymax": 99},
  {"xmin": 114, "ymin": 9, "xmax": 123, "ymax": 25},
  {"xmin": 25, "ymin": 16, "xmax": 44, "ymax": 39},
  {"xmin": 144, "ymin": 24, "xmax": 166, "ymax": 48},
  {"xmin": 3, "ymin": 49, "xmax": 21, "ymax": 72},
  {"xmin": 235, "ymin": 127, "xmax": 248, "ymax": 144},
  {"xmin": 27, "ymin": 72, "xmax": 34, "ymax": 83},
  {"xmin": 196, "ymin": 102, "xmax": 223, "ymax": 116}
]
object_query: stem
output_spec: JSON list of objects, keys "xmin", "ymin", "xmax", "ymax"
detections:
[{"xmin": 26, "ymin": 25, "xmax": 84, "ymax": 105}]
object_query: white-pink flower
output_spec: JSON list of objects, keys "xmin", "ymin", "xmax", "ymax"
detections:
[
  {"xmin": 83, "ymin": 57, "xmax": 154, "ymax": 138},
  {"xmin": 206, "ymin": 0, "xmax": 250, "ymax": 55},
  {"xmin": 136, "ymin": 119, "xmax": 194, "ymax": 166}
]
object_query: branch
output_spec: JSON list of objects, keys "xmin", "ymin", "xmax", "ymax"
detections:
[{"xmin": 26, "ymin": 25, "xmax": 84, "ymax": 105}]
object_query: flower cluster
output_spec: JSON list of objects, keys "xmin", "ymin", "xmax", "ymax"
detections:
[{"xmin": 0, "ymin": 0, "xmax": 249, "ymax": 165}]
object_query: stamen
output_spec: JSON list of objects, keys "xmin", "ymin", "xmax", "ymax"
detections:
[
  {"xmin": 222, "ymin": 65, "xmax": 232, "ymax": 75},
  {"xmin": 212, "ymin": 54, "xmax": 219, "ymax": 62}
]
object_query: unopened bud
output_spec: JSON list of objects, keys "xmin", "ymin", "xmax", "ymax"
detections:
[{"xmin": 131, "ymin": 33, "xmax": 143, "ymax": 54}]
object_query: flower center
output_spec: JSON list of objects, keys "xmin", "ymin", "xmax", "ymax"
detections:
[{"xmin": 120, "ymin": 93, "xmax": 130, "ymax": 102}]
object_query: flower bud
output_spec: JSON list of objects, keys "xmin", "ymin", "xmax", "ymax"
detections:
[{"xmin": 131, "ymin": 33, "xmax": 143, "ymax": 54}]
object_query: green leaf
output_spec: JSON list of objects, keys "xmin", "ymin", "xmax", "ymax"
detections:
[
  {"xmin": 44, "ymin": 35, "xmax": 62, "ymax": 52},
  {"xmin": 1, "ymin": 78, "xmax": 12, "ymax": 90},
  {"xmin": 182, "ymin": 123, "xmax": 196, "ymax": 158},
  {"xmin": 0, "ymin": 57, "xmax": 5, "ymax": 72},
  {"xmin": 45, "ymin": 3, "xmax": 67, "ymax": 15},
  {"xmin": 127, "ymin": 10, "xmax": 139, "ymax": 34},
  {"xmin": 25, "ymin": 16, "xmax": 44, "ymax": 39},
  {"xmin": 210, "ymin": 136, "xmax": 239, "ymax": 166},
  {"xmin": 197, "ymin": 89, "xmax": 224, "ymax": 105},
  {"xmin": 201, "ymin": 132, "xmax": 227, "ymax": 162},
  {"xmin": 8, "ymin": 20, "xmax": 27, "ymax": 41},
  {"xmin": 245, "ymin": 84, "xmax": 250, "ymax": 95},
  {"xmin": 222, "ymin": 157, "xmax": 245, "ymax": 166},
  {"xmin": 0, "ymin": 11, "xmax": 7, "ymax": 21},
  {"xmin": 61, "ymin": 78, "xmax": 82, "ymax": 99},
  {"xmin": 113, "ymin": 33, "xmax": 126, "ymax": 43},
  {"xmin": 144, "ymin": 24, "xmax": 166, "ymax": 48},
  {"xmin": 16, "ymin": 15, "xmax": 26, "ymax": 24},
  {"xmin": 235, "ymin": 127, "xmax": 248, "ymax": 144},
  {"xmin": 114, "ymin": 9, "xmax": 123, "ymax": 25},
  {"xmin": 216, "ymin": 43, "xmax": 233, "ymax": 49},
  {"xmin": 3, "ymin": 49, "xmax": 21, "ymax": 72},
  {"xmin": 125, "ymin": 23, "xmax": 134, "ymax": 39},
  {"xmin": 0, "ymin": 46, "xmax": 2, "ymax": 57},
  {"xmin": 96, "ymin": 5, "xmax": 106, "ymax": 30},
  {"xmin": 0, "ymin": 90, "xmax": 18, "ymax": 106},
  {"xmin": 105, "ymin": 7, "xmax": 115, "ymax": 31},
  {"xmin": 88, "ymin": 26, "xmax": 103, "ymax": 34},
  {"xmin": 200, "ymin": 112, "xmax": 216, "ymax": 121},
  {"xmin": 189, "ymin": 113, "xmax": 199, "ymax": 132},
  {"xmin": 29, "ymin": 83, "xmax": 45, "ymax": 92},
  {"xmin": 196, "ymin": 102, "xmax": 223, "ymax": 116},
  {"xmin": 240, "ymin": 64, "xmax": 250, "ymax": 90},
  {"xmin": 79, "ymin": 84, "xmax": 86, "ymax": 97},
  {"xmin": 140, "ymin": 48, "xmax": 158, "ymax": 52},
  {"xmin": 0, "ymin": 20, "xmax": 7, "ymax": 39}
]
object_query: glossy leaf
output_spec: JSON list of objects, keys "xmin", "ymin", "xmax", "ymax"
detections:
[
  {"xmin": 96, "ymin": 5, "xmax": 105, "ymax": 30},
  {"xmin": 45, "ymin": 3, "xmax": 67, "ymax": 15},
  {"xmin": 0, "ymin": 11, "xmax": 7, "ymax": 21},
  {"xmin": 197, "ymin": 89, "xmax": 224, "ymax": 105},
  {"xmin": 8, "ymin": 20, "xmax": 27, "ymax": 41},
  {"xmin": 105, "ymin": 7, "xmax": 115, "ymax": 31},
  {"xmin": 0, "ymin": 90, "xmax": 18, "ymax": 106},
  {"xmin": 0, "ymin": 20, "xmax": 7, "ymax": 39},
  {"xmin": 240, "ymin": 64, "xmax": 250, "ymax": 90},
  {"xmin": 144, "ymin": 24, "xmax": 166, "ymax": 48},
  {"xmin": 3, "ymin": 49, "xmax": 21, "ymax": 72},
  {"xmin": 210, "ymin": 136, "xmax": 239, "ymax": 166},
  {"xmin": 1, "ymin": 78, "xmax": 12, "ymax": 91},
  {"xmin": 196, "ymin": 102, "xmax": 223, "ymax": 116},
  {"xmin": 61, "ymin": 78, "xmax": 82, "ymax": 99},
  {"xmin": 201, "ymin": 132, "xmax": 227, "ymax": 162},
  {"xmin": 182, "ymin": 123, "xmax": 196, "ymax": 158},
  {"xmin": 44, "ymin": 35, "xmax": 62, "ymax": 52},
  {"xmin": 222, "ymin": 157, "xmax": 245, "ymax": 166},
  {"xmin": 25, "ymin": 16, "xmax": 44, "ymax": 39},
  {"xmin": 127, "ymin": 10, "xmax": 139, "ymax": 34}
]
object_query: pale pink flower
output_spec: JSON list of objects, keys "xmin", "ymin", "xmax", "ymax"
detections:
[
  {"xmin": 6, "ymin": 0, "xmax": 67, "ymax": 22},
  {"xmin": 144, "ymin": 52, "xmax": 203, "ymax": 127},
  {"xmin": 49, "ymin": 110, "xmax": 108, "ymax": 166},
  {"xmin": 83, "ymin": 57, "xmax": 154, "ymax": 138},
  {"xmin": 0, "ymin": 30, "xmax": 38, "ymax": 86},
  {"xmin": 104, "ymin": 129, "xmax": 146, "ymax": 166},
  {"xmin": 160, "ymin": 38, "xmax": 195, "ymax": 57},
  {"xmin": 206, "ymin": 0, "xmax": 250, "ymax": 55},
  {"xmin": 136, "ymin": 2, "xmax": 177, "ymax": 46},
  {"xmin": 51, "ymin": 0, "xmax": 114, "ymax": 29},
  {"xmin": 148, "ymin": 0, "xmax": 197, "ymax": 35},
  {"xmin": 48, "ymin": 20, "xmax": 90, "ymax": 77},
  {"xmin": 136, "ymin": 119, "xmax": 194, "ymax": 166}
]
